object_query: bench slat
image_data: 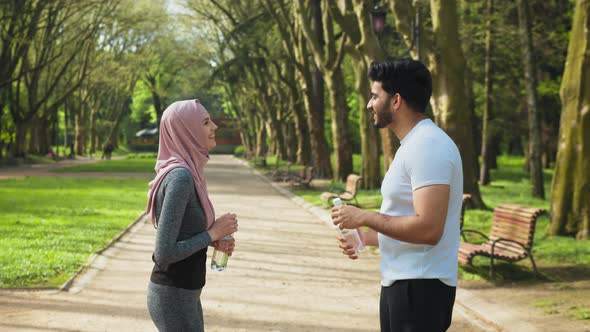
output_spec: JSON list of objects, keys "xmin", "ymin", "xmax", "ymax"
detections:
[
  {"xmin": 494, "ymin": 213, "xmax": 536, "ymax": 224},
  {"xmin": 493, "ymin": 220, "xmax": 532, "ymax": 233},
  {"xmin": 489, "ymin": 232, "xmax": 530, "ymax": 245},
  {"xmin": 492, "ymin": 225, "xmax": 531, "ymax": 239},
  {"xmin": 496, "ymin": 205, "xmax": 543, "ymax": 217}
]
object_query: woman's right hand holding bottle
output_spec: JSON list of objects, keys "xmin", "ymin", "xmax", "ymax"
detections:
[{"xmin": 208, "ymin": 213, "xmax": 238, "ymax": 243}]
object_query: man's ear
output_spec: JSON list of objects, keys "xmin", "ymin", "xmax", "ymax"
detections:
[{"xmin": 392, "ymin": 93, "xmax": 402, "ymax": 111}]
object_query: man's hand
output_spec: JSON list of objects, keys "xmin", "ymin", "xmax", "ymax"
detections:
[
  {"xmin": 337, "ymin": 234, "xmax": 358, "ymax": 260},
  {"xmin": 331, "ymin": 205, "xmax": 366, "ymax": 230}
]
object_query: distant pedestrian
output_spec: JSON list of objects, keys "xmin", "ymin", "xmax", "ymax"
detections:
[
  {"xmin": 46, "ymin": 147, "xmax": 57, "ymax": 160},
  {"xmin": 146, "ymin": 99, "xmax": 239, "ymax": 332},
  {"xmin": 332, "ymin": 59, "xmax": 463, "ymax": 332},
  {"xmin": 102, "ymin": 142, "xmax": 114, "ymax": 160}
]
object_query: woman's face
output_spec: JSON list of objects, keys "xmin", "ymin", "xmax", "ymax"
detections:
[{"xmin": 202, "ymin": 113, "xmax": 218, "ymax": 151}]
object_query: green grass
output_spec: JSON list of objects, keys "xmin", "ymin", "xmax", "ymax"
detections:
[
  {"xmin": 253, "ymin": 154, "xmax": 589, "ymax": 282},
  {"xmin": 53, "ymin": 159, "xmax": 156, "ymax": 173},
  {"xmin": 0, "ymin": 177, "xmax": 148, "ymax": 287}
]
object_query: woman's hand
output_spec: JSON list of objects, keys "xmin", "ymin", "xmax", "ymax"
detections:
[
  {"xmin": 208, "ymin": 213, "xmax": 238, "ymax": 242},
  {"xmin": 212, "ymin": 237, "xmax": 236, "ymax": 256}
]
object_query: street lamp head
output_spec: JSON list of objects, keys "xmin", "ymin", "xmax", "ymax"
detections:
[{"xmin": 371, "ymin": 5, "xmax": 387, "ymax": 34}]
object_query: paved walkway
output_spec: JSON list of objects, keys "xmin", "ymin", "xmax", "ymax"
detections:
[{"xmin": 0, "ymin": 155, "xmax": 536, "ymax": 331}]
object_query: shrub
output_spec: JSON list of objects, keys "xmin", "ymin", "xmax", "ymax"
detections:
[{"xmin": 234, "ymin": 145, "xmax": 244, "ymax": 157}]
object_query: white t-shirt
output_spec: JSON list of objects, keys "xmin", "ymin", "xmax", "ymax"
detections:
[{"xmin": 379, "ymin": 118, "xmax": 463, "ymax": 287}]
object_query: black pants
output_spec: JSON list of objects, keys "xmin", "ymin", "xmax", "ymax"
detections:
[{"xmin": 380, "ymin": 279, "xmax": 456, "ymax": 332}]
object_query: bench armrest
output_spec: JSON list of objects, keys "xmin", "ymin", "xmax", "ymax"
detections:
[{"xmin": 461, "ymin": 229, "xmax": 489, "ymax": 241}]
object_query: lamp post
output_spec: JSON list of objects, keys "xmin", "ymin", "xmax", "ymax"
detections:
[
  {"xmin": 370, "ymin": 4, "xmax": 387, "ymax": 35},
  {"xmin": 370, "ymin": 1, "xmax": 421, "ymax": 60}
]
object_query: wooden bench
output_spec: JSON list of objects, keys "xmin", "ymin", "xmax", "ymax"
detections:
[
  {"xmin": 458, "ymin": 204, "xmax": 545, "ymax": 279},
  {"xmin": 288, "ymin": 166, "xmax": 314, "ymax": 188},
  {"xmin": 320, "ymin": 174, "xmax": 362, "ymax": 206},
  {"xmin": 270, "ymin": 161, "xmax": 292, "ymax": 182}
]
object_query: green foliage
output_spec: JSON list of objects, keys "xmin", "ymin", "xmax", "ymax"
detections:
[
  {"xmin": 234, "ymin": 145, "xmax": 244, "ymax": 157},
  {"xmin": 460, "ymin": 0, "xmax": 573, "ymax": 155},
  {"xmin": 130, "ymin": 80, "xmax": 158, "ymax": 127},
  {"xmin": 569, "ymin": 307, "xmax": 590, "ymax": 320},
  {"xmin": 0, "ymin": 177, "xmax": 147, "ymax": 287}
]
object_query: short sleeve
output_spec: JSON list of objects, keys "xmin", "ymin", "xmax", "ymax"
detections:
[{"xmin": 406, "ymin": 140, "xmax": 453, "ymax": 191}]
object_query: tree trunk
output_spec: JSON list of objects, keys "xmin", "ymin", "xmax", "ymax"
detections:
[
  {"xmin": 89, "ymin": 104, "xmax": 97, "ymax": 154},
  {"xmin": 352, "ymin": 56, "xmax": 381, "ymax": 189},
  {"xmin": 285, "ymin": 63, "xmax": 311, "ymax": 165},
  {"xmin": 518, "ymin": 0, "xmax": 545, "ymax": 199},
  {"xmin": 550, "ymin": 0, "xmax": 590, "ymax": 239},
  {"xmin": 147, "ymin": 76, "xmax": 164, "ymax": 128},
  {"xmin": 75, "ymin": 105, "xmax": 87, "ymax": 156},
  {"xmin": 28, "ymin": 117, "xmax": 40, "ymax": 154},
  {"xmin": 284, "ymin": 122, "xmax": 297, "ymax": 162},
  {"xmin": 302, "ymin": 68, "xmax": 332, "ymax": 177},
  {"xmin": 39, "ymin": 115, "xmax": 51, "ymax": 155},
  {"xmin": 429, "ymin": 0, "xmax": 486, "ymax": 208},
  {"xmin": 380, "ymin": 129, "xmax": 399, "ymax": 172},
  {"xmin": 326, "ymin": 68, "xmax": 353, "ymax": 181},
  {"xmin": 255, "ymin": 117, "xmax": 267, "ymax": 159},
  {"xmin": 480, "ymin": 0, "xmax": 494, "ymax": 185},
  {"xmin": 14, "ymin": 120, "xmax": 28, "ymax": 158},
  {"xmin": 330, "ymin": 0, "xmax": 384, "ymax": 187}
]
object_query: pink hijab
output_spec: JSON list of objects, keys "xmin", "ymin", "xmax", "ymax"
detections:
[{"xmin": 146, "ymin": 99, "xmax": 215, "ymax": 229}]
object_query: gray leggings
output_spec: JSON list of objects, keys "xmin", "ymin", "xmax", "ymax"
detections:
[{"xmin": 147, "ymin": 281, "xmax": 204, "ymax": 332}]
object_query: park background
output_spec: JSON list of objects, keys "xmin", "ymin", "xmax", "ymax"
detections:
[{"xmin": 0, "ymin": 0, "xmax": 588, "ymax": 330}]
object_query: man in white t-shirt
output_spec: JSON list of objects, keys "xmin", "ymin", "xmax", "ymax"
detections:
[{"xmin": 332, "ymin": 59, "xmax": 463, "ymax": 332}]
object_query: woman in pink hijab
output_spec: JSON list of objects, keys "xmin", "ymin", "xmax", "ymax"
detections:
[{"xmin": 146, "ymin": 99, "xmax": 238, "ymax": 332}]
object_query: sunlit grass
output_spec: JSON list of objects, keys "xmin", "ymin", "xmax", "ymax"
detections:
[
  {"xmin": 0, "ymin": 177, "xmax": 147, "ymax": 287},
  {"xmin": 53, "ymin": 158, "xmax": 156, "ymax": 173}
]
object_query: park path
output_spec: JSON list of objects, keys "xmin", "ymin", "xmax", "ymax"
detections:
[{"xmin": 0, "ymin": 155, "xmax": 531, "ymax": 331}]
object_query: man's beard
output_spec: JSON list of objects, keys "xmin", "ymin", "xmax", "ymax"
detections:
[{"xmin": 373, "ymin": 97, "xmax": 393, "ymax": 129}]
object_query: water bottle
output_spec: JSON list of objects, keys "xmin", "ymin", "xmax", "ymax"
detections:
[
  {"xmin": 211, "ymin": 235, "xmax": 233, "ymax": 271},
  {"xmin": 332, "ymin": 198, "xmax": 364, "ymax": 253}
]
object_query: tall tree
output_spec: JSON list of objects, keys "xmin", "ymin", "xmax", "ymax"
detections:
[
  {"xmin": 330, "ymin": 0, "xmax": 383, "ymax": 189},
  {"xmin": 389, "ymin": 0, "xmax": 486, "ymax": 208},
  {"xmin": 262, "ymin": 0, "xmax": 312, "ymax": 165},
  {"xmin": 264, "ymin": 0, "xmax": 332, "ymax": 176},
  {"xmin": 550, "ymin": 0, "xmax": 589, "ymax": 239},
  {"xmin": 295, "ymin": 0, "xmax": 352, "ymax": 181},
  {"xmin": 517, "ymin": 0, "xmax": 545, "ymax": 199}
]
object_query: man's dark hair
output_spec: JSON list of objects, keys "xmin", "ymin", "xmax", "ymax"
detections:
[{"xmin": 368, "ymin": 59, "xmax": 432, "ymax": 113}]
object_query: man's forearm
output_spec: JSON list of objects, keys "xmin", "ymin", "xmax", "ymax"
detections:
[
  {"xmin": 360, "ymin": 228, "xmax": 379, "ymax": 246},
  {"xmin": 360, "ymin": 210, "xmax": 442, "ymax": 246}
]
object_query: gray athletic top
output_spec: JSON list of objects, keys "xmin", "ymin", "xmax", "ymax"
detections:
[{"xmin": 150, "ymin": 167, "xmax": 212, "ymax": 290}]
